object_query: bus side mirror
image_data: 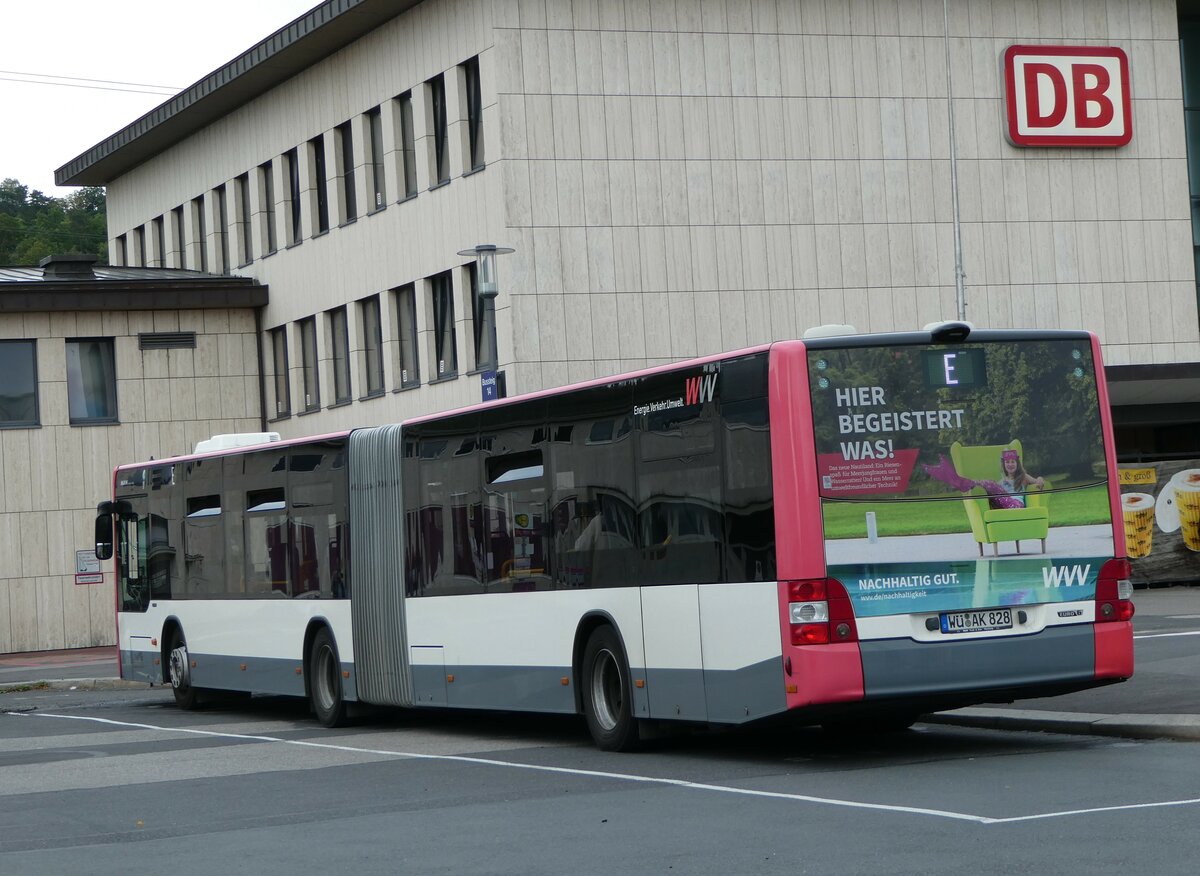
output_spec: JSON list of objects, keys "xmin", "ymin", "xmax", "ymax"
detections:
[{"xmin": 95, "ymin": 502, "xmax": 114, "ymax": 561}]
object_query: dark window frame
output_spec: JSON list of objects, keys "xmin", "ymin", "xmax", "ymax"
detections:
[
  {"xmin": 65, "ymin": 337, "xmax": 119, "ymax": 425},
  {"xmin": 260, "ymin": 160, "xmax": 277, "ymax": 255},
  {"xmin": 284, "ymin": 147, "xmax": 302, "ymax": 245},
  {"xmin": 397, "ymin": 91, "xmax": 418, "ymax": 198},
  {"xmin": 367, "ymin": 106, "xmax": 386, "ymax": 210},
  {"xmin": 271, "ymin": 326, "xmax": 291, "ymax": 418},
  {"xmin": 428, "ymin": 74, "xmax": 449, "ymax": 186},
  {"xmin": 298, "ymin": 316, "xmax": 320, "ymax": 412},
  {"xmin": 394, "ymin": 283, "xmax": 420, "ymax": 388},
  {"xmin": 430, "ymin": 271, "xmax": 457, "ymax": 379},
  {"xmin": 236, "ymin": 173, "xmax": 253, "ymax": 265},
  {"xmin": 336, "ymin": 121, "xmax": 357, "ymax": 222},
  {"xmin": 0, "ymin": 339, "xmax": 39, "ymax": 428},
  {"xmin": 310, "ymin": 134, "xmax": 330, "ymax": 234},
  {"xmin": 359, "ymin": 294, "xmax": 385, "ymax": 397},
  {"xmin": 462, "ymin": 56, "xmax": 484, "ymax": 171},
  {"xmin": 328, "ymin": 306, "xmax": 352, "ymax": 404}
]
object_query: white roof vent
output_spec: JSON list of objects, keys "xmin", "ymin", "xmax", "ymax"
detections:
[
  {"xmin": 802, "ymin": 324, "xmax": 858, "ymax": 339},
  {"xmin": 195, "ymin": 432, "xmax": 281, "ymax": 453}
]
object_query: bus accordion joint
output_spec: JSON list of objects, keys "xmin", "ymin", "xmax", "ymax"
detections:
[
  {"xmin": 1095, "ymin": 558, "xmax": 1135, "ymax": 623},
  {"xmin": 787, "ymin": 578, "xmax": 858, "ymax": 646}
]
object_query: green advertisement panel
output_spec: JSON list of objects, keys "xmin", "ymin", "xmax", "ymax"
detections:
[{"xmin": 810, "ymin": 338, "xmax": 1114, "ymax": 616}]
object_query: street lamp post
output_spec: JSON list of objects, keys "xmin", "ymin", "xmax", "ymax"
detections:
[{"xmin": 458, "ymin": 243, "xmax": 514, "ymax": 399}]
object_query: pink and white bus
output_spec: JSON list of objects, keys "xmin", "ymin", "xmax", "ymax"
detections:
[{"xmin": 96, "ymin": 324, "xmax": 1134, "ymax": 750}]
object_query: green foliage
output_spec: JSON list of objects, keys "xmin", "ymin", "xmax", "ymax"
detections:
[{"xmin": 0, "ymin": 178, "xmax": 107, "ymax": 265}]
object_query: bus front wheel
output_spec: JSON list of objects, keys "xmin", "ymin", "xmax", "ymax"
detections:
[
  {"xmin": 167, "ymin": 629, "xmax": 201, "ymax": 711},
  {"xmin": 309, "ymin": 627, "xmax": 348, "ymax": 728},
  {"xmin": 581, "ymin": 626, "xmax": 640, "ymax": 752}
]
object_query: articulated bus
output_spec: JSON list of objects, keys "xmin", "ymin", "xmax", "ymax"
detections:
[{"xmin": 96, "ymin": 324, "xmax": 1134, "ymax": 750}]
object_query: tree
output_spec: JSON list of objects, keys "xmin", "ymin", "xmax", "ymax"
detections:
[{"xmin": 0, "ymin": 178, "xmax": 107, "ymax": 264}]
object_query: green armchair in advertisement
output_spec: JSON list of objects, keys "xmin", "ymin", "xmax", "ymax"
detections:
[{"xmin": 949, "ymin": 440, "xmax": 1050, "ymax": 556}]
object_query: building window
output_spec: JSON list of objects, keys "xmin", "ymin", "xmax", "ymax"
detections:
[
  {"xmin": 134, "ymin": 226, "xmax": 147, "ymax": 266},
  {"xmin": 215, "ymin": 184, "xmax": 230, "ymax": 273},
  {"xmin": 328, "ymin": 306, "xmax": 352, "ymax": 404},
  {"xmin": 337, "ymin": 122, "xmax": 357, "ymax": 222},
  {"xmin": 397, "ymin": 91, "xmax": 417, "ymax": 198},
  {"xmin": 429, "ymin": 271, "xmax": 456, "ymax": 378},
  {"xmin": 394, "ymin": 283, "xmax": 419, "ymax": 388},
  {"xmin": 192, "ymin": 195, "xmax": 208, "ymax": 272},
  {"xmin": 236, "ymin": 173, "xmax": 253, "ymax": 265},
  {"xmin": 428, "ymin": 74, "xmax": 449, "ymax": 185},
  {"xmin": 284, "ymin": 147, "xmax": 302, "ymax": 245},
  {"xmin": 260, "ymin": 160, "xmax": 277, "ymax": 255},
  {"xmin": 172, "ymin": 205, "xmax": 186, "ymax": 269},
  {"xmin": 271, "ymin": 326, "xmax": 290, "ymax": 417},
  {"xmin": 310, "ymin": 135, "xmax": 329, "ymax": 234},
  {"xmin": 66, "ymin": 338, "xmax": 117, "ymax": 424},
  {"xmin": 298, "ymin": 317, "xmax": 320, "ymax": 412},
  {"xmin": 153, "ymin": 215, "xmax": 166, "ymax": 267},
  {"xmin": 367, "ymin": 107, "xmax": 386, "ymax": 210},
  {"xmin": 0, "ymin": 340, "xmax": 38, "ymax": 427},
  {"xmin": 359, "ymin": 295, "xmax": 385, "ymax": 396},
  {"xmin": 115, "ymin": 234, "xmax": 127, "ymax": 266},
  {"xmin": 467, "ymin": 262, "xmax": 496, "ymax": 371},
  {"xmin": 462, "ymin": 56, "xmax": 484, "ymax": 171}
]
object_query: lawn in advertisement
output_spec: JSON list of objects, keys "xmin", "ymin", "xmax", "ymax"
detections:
[
  {"xmin": 809, "ymin": 339, "xmax": 1114, "ymax": 618},
  {"xmin": 1119, "ymin": 461, "xmax": 1200, "ymax": 586}
]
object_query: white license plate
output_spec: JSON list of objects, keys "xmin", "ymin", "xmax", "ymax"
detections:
[{"xmin": 940, "ymin": 608, "xmax": 1013, "ymax": 634}]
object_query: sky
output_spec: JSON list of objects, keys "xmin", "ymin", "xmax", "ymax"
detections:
[{"xmin": 2, "ymin": 0, "xmax": 320, "ymax": 198}]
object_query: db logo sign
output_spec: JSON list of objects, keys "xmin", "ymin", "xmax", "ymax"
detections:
[{"xmin": 1003, "ymin": 45, "xmax": 1132, "ymax": 147}]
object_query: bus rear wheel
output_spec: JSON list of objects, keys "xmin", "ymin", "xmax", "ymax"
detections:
[
  {"xmin": 581, "ymin": 626, "xmax": 640, "ymax": 752},
  {"xmin": 167, "ymin": 629, "xmax": 201, "ymax": 711},
  {"xmin": 309, "ymin": 627, "xmax": 348, "ymax": 728}
]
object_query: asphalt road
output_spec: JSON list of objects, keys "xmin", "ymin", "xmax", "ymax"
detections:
[{"xmin": 2, "ymin": 683, "xmax": 1200, "ymax": 875}]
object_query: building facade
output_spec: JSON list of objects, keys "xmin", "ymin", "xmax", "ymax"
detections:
[{"xmin": 6, "ymin": 0, "xmax": 1197, "ymax": 652}]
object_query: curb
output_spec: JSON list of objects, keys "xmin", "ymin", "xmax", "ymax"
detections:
[
  {"xmin": 925, "ymin": 707, "xmax": 1200, "ymax": 742},
  {"xmin": 0, "ymin": 678, "xmax": 152, "ymax": 694}
]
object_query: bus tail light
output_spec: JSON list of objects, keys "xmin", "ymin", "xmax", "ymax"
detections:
[
  {"xmin": 788, "ymin": 578, "xmax": 858, "ymax": 645},
  {"xmin": 1095, "ymin": 558, "xmax": 1135, "ymax": 623}
]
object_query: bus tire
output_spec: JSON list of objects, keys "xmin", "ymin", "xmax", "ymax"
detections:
[
  {"xmin": 309, "ymin": 627, "xmax": 348, "ymax": 728},
  {"xmin": 167, "ymin": 629, "xmax": 201, "ymax": 711},
  {"xmin": 581, "ymin": 626, "xmax": 640, "ymax": 752}
]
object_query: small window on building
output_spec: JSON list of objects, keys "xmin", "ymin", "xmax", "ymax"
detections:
[
  {"xmin": 298, "ymin": 317, "xmax": 320, "ymax": 412},
  {"xmin": 66, "ymin": 338, "xmax": 117, "ymax": 424},
  {"xmin": 328, "ymin": 306, "xmax": 352, "ymax": 404},
  {"xmin": 260, "ymin": 160, "xmax": 277, "ymax": 255},
  {"xmin": 172, "ymin": 205, "xmax": 187, "ymax": 269},
  {"xmin": 462, "ymin": 56, "xmax": 484, "ymax": 171},
  {"xmin": 367, "ymin": 106, "xmax": 386, "ymax": 210},
  {"xmin": 114, "ymin": 234, "xmax": 127, "ymax": 267},
  {"xmin": 153, "ymin": 216, "xmax": 166, "ymax": 267},
  {"xmin": 271, "ymin": 326, "xmax": 291, "ymax": 418},
  {"xmin": 428, "ymin": 74, "xmax": 449, "ymax": 185},
  {"xmin": 236, "ymin": 173, "xmax": 253, "ymax": 265},
  {"xmin": 214, "ymin": 184, "xmax": 230, "ymax": 273},
  {"xmin": 0, "ymin": 340, "xmax": 38, "ymax": 427},
  {"xmin": 134, "ymin": 225, "xmax": 147, "ymax": 266},
  {"xmin": 336, "ymin": 122, "xmax": 357, "ymax": 222},
  {"xmin": 284, "ymin": 147, "xmax": 302, "ymax": 245},
  {"xmin": 310, "ymin": 135, "xmax": 329, "ymax": 234},
  {"xmin": 394, "ymin": 283, "xmax": 419, "ymax": 388},
  {"xmin": 397, "ymin": 91, "xmax": 417, "ymax": 198},
  {"xmin": 429, "ymin": 271, "xmax": 457, "ymax": 378},
  {"xmin": 192, "ymin": 195, "xmax": 208, "ymax": 272},
  {"xmin": 359, "ymin": 294, "xmax": 385, "ymax": 396},
  {"xmin": 467, "ymin": 262, "xmax": 496, "ymax": 371}
]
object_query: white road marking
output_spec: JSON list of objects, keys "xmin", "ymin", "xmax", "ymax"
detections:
[
  {"xmin": 12, "ymin": 712, "xmax": 1200, "ymax": 826},
  {"xmin": 1133, "ymin": 630, "xmax": 1200, "ymax": 640}
]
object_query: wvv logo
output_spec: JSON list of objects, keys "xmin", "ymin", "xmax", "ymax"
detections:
[
  {"xmin": 684, "ymin": 373, "xmax": 718, "ymax": 406},
  {"xmin": 1042, "ymin": 564, "xmax": 1092, "ymax": 588}
]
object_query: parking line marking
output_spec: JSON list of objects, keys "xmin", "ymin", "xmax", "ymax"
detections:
[
  {"xmin": 13, "ymin": 712, "xmax": 1200, "ymax": 826},
  {"xmin": 1133, "ymin": 631, "xmax": 1200, "ymax": 640}
]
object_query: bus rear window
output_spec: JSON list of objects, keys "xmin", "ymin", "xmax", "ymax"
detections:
[{"xmin": 808, "ymin": 339, "xmax": 1106, "ymax": 501}]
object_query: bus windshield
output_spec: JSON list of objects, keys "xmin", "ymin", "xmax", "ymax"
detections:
[{"xmin": 809, "ymin": 338, "xmax": 1113, "ymax": 618}]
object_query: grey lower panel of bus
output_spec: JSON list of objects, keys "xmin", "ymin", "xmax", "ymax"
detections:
[
  {"xmin": 859, "ymin": 625, "xmax": 1094, "ymax": 700},
  {"xmin": 348, "ymin": 424, "xmax": 413, "ymax": 707},
  {"xmin": 121, "ymin": 650, "xmax": 358, "ymax": 701},
  {"xmin": 410, "ymin": 658, "xmax": 785, "ymax": 724}
]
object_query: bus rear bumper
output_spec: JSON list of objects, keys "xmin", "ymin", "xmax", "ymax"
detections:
[{"xmin": 859, "ymin": 624, "xmax": 1097, "ymax": 701}]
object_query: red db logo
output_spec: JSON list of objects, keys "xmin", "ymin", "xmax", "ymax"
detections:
[{"xmin": 1003, "ymin": 45, "xmax": 1132, "ymax": 147}]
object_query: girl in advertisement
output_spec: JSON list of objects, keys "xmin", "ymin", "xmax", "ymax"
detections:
[{"xmin": 924, "ymin": 448, "xmax": 1044, "ymax": 509}]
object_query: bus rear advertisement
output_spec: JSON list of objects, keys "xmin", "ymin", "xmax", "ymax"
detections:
[{"xmin": 96, "ymin": 325, "xmax": 1134, "ymax": 750}]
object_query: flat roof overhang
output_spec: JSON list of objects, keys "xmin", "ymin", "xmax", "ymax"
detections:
[
  {"xmin": 56, "ymin": 0, "xmax": 419, "ymax": 187},
  {"xmin": 1106, "ymin": 362, "xmax": 1200, "ymax": 407},
  {"xmin": 0, "ymin": 281, "xmax": 268, "ymax": 312}
]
